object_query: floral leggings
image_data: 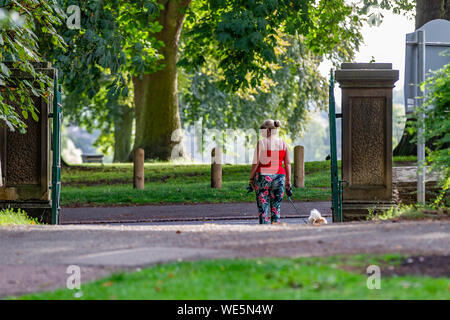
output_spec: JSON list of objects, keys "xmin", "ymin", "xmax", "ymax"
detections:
[{"xmin": 254, "ymin": 173, "xmax": 286, "ymax": 224}]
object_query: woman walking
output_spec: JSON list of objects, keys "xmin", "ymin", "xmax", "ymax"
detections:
[{"xmin": 249, "ymin": 120, "xmax": 291, "ymax": 224}]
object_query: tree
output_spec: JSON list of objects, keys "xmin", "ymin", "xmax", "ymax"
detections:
[
  {"xmin": 416, "ymin": 0, "xmax": 450, "ymax": 29},
  {"xmin": 394, "ymin": 0, "xmax": 450, "ymax": 156},
  {"xmin": 133, "ymin": 0, "xmax": 365, "ymax": 160},
  {"xmin": 63, "ymin": 73, "xmax": 135, "ymax": 162},
  {"xmin": 179, "ymin": 32, "xmax": 337, "ymax": 137},
  {"xmin": 3, "ymin": 1, "xmax": 416, "ymax": 162},
  {"xmin": 0, "ymin": 0, "xmax": 65, "ymax": 132},
  {"xmin": 39, "ymin": 0, "xmax": 163, "ymax": 162},
  {"xmin": 132, "ymin": 0, "xmax": 191, "ymax": 160}
]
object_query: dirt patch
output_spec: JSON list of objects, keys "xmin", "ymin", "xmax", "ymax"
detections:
[
  {"xmin": 0, "ymin": 265, "xmax": 123, "ymax": 298},
  {"xmin": 341, "ymin": 255, "xmax": 450, "ymax": 278},
  {"xmin": 382, "ymin": 255, "xmax": 450, "ymax": 278}
]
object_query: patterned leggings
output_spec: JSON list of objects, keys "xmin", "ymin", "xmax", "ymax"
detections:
[{"xmin": 254, "ymin": 173, "xmax": 286, "ymax": 224}]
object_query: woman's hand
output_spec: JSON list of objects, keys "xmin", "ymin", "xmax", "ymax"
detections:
[{"xmin": 285, "ymin": 182, "xmax": 293, "ymax": 197}]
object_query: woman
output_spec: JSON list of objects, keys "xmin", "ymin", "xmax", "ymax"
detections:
[{"xmin": 249, "ymin": 119, "xmax": 291, "ymax": 224}]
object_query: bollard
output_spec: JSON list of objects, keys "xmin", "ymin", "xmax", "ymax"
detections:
[
  {"xmin": 133, "ymin": 148, "xmax": 145, "ymax": 189},
  {"xmin": 211, "ymin": 147, "xmax": 222, "ymax": 188},
  {"xmin": 294, "ymin": 145, "xmax": 304, "ymax": 188}
]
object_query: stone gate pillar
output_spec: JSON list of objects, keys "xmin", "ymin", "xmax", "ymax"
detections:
[
  {"xmin": 0, "ymin": 62, "xmax": 57, "ymax": 223},
  {"xmin": 335, "ymin": 63, "xmax": 399, "ymax": 220}
]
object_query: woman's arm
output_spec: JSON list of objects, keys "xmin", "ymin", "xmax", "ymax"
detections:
[
  {"xmin": 284, "ymin": 143, "xmax": 291, "ymax": 188},
  {"xmin": 249, "ymin": 163, "xmax": 258, "ymax": 186},
  {"xmin": 249, "ymin": 141, "xmax": 260, "ymax": 186}
]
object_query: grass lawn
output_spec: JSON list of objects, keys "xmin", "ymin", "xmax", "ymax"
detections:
[
  {"xmin": 61, "ymin": 161, "xmax": 332, "ymax": 207},
  {"xmin": 60, "ymin": 157, "xmax": 417, "ymax": 207},
  {"xmin": 14, "ymin": 254, "xmax": 449, "ymax": 300}
]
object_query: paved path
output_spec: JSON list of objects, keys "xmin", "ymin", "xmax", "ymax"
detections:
[
  {"xmin": 60, "ymin": 201, "xmax": 332, "ymax": 224},
  {"xmin": 0, "ymin": 220, "xmax": 448, "ymax": 297}
]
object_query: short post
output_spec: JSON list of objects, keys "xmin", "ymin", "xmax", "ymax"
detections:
[
  {"xmin": 211, "ymin": 147, "xmax": 222, "ymax": 188},
  {"xmin": 133, "ymin": 148, "xmax": 145, "ymax": 189},
  {"xmin": 294, "ymin": 145, "xmax": 305, "ymax": 188}
]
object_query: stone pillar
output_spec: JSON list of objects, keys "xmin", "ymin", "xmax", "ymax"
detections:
[
  {"xmin": 211, "ymin": 147, "xmax": 222, "ymax": 188},
  {"xmin": 293, "ymin": 146, "xmax": 304, "ymax": 188},
  {"xmin": 0, "ymin": 62, "xmax": 56, "ymax": 223},
  {"xmin": 335, "ymin": 63, "xmax": 399, "ymax": 220},
  {"xmin": 133, "ymin": 148, "xmax": 145, "ymax": 189}
]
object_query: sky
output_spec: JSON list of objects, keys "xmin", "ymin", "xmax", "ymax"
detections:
[{"xmin": 319, "ymin": 8, "xmax": 416, "ymax": 91}]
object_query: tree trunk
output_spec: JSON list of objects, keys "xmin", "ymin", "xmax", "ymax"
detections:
[
  {"xmin": 113, "ymin": 104, "xmax": 134, "ymax": 162},
  {"xmin": 416, "ymin": 0, "xmax": 448, "ymax": 29},
  {"xmin": 393, "ymin": 0, "xmax": 450, "ymax": 156},
  {"xmin": 132, "ymin": 0, "xmax": 191, "ymax": 160}
]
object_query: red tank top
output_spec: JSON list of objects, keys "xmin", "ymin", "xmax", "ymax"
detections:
[{"xmin": 256, "ymin": 139, "xmax": 287, "ymax": 175}]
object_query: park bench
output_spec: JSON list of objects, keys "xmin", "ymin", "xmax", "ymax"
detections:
[{"xmin": 81, "ymin": 154, "xmax": 104, "ymax": 164}]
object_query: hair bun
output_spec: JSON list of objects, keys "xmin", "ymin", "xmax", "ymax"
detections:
[{"xmin": 274, "ymin": 120, "xmax": 281, "ymax": 128}]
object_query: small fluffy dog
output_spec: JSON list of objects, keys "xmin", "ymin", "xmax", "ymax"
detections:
[{"xmin": 308, "ymin": 209, "xmax": 328, "ymax": 225}]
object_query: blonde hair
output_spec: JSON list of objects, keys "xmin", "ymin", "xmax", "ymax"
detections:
[{"xmin": 260, "ymin": 119, "xmax": 282, "ymax": 130}]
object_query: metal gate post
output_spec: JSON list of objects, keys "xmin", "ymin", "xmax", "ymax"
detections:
[
  {"xmin": 328, "ymin": 70, "xmax": 347, "ymax": 222},
  {"xmin": 328, "ymin": 71, "xmax": 339, "ymax": 222}
]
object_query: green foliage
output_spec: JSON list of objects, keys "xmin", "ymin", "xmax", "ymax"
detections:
[
  {"xmin": 0, "ymin": 0, "xmax": 65, "ymax": 132},
  {"xmin": 179, "ymin": 33, "xmax": 329, "ymax": 137},
  {"xmin": 49, "ymin": 0, "xmax": 163, "ymax": 98},
  {"xmin": 41, "ymin": 1, "xmax": 163, "ymax": 154},
  {"xmin": 0, "ymin": 208, "xmax": 39, "ymax": 225},
  {"xmin": 357, "ymin": 0, "xmax": 415, "ymax": 16},
  {"xmin": 180, "ymin": 0, "xmax": 363, "ymax": 91},
  {"xmin": 368, "ymin": 204, "xmax": 449, "ymax": 221}
]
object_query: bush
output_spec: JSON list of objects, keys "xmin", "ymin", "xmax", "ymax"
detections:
[
  {"xmin": 368, "ymin": 204, "xmax": 449, "ymax": 221},
  {"xmin": 409, "ymin": 61, "xmax": 450, "ymax": 207}
]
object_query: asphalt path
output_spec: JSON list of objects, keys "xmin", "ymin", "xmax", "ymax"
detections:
[{"xmin": 60, "ymin": 201, "xmax": 332, "ymax": 224}]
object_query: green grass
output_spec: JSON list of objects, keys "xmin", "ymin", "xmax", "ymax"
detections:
[
  {"xmin": 13, "ymin": 254, "xmax": 449, "ymax": 300},
  {"xmin": 0, "ymin": 208, "xmax": 39, "ymax": 226},
  {"xmin": 60, "ymin": 157, "xmax": 414, "ymax": 207},
  {"xmin": 393, "ymin": 155, "xmax": 418, "ymax": 166},
  {"xmin": 61, "ymin": 161, "xmax": 332, "ymax": 206}
]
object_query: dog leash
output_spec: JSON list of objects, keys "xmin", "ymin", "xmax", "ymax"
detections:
[
  {"xmin": 287, "ymin": 196, "xmax": 302, "ymax": 216},
  {"xmin": 286, "ymin": 187, "xmax": 302, "ymax": 216}
]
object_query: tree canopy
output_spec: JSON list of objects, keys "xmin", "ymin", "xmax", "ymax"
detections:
[
  {"xmin": 179, "ymin": 0, "xmax": 363, "ymax": 92},
  {"xmin": 0, "ymin": 0, "xmax": 419, "ymax": 160}
]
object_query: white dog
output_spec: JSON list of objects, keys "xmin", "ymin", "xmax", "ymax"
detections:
[{"xmin": 308, "ymin": 209, "xmax": 328, "ymax": 225}]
